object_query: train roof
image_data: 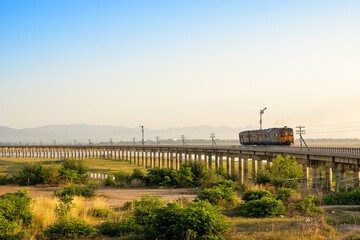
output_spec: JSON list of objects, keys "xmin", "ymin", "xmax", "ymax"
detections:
[{"xmin": 239, "ymin": 127, "xmax": 292, "ymax": 134}]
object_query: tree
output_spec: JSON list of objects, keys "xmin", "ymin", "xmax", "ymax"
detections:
[{"xmin": 255, "ymin": 155, "xmax": 303, "ymax": 188}]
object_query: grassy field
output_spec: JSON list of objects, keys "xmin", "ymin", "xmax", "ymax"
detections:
[{"xmin": 0, "ymin": 157, "xmax": 145, "ymax": 175}]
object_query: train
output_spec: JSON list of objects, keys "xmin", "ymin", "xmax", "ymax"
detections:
[{"xmin": 239, "ymin": 127, "xmax": 294, "ymax": 146}]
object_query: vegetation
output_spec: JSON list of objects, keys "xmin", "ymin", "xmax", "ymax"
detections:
[
  {"xmin": 197, "ymin": 180, "xmax": 238, "ymax": 207},
  {"xmin": 99, "ymin": 194, "xmax": 232, "ymax": 239},
  {"xmin": 255, "ymin": 155, "xmax": 304, "ymax": 188},
  {"xmin": 0, "ymin": 190, "xmax": 33, "ymax": 239},
  {"xmin": 323, "ymin": 187, "xmax": 360, "ymax": 205},
  {"xmin": 54, "ymin": 186, "xmax": 96, "ymax": 198}
]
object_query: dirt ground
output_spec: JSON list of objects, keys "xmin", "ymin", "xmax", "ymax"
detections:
[{"xmin": 0, "ymin": 185, "xmax": 198, "ymax": 207}]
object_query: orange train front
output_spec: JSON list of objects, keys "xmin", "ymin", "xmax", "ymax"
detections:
[{"xmin": 239, "ymin": 127, "xmax": 294, "ymax": 146}]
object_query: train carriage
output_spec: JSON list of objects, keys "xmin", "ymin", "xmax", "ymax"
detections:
[{"xmin": 239, "ymin": 127, "xmax": 294, "ymax": 146}]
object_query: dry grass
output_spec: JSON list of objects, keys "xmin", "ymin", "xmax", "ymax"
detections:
[{"xmin": 30, "ymin": 196, "xmax": 113, "ymax": 229}]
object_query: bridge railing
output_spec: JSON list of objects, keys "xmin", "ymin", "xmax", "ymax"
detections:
[{"xmin": 289, "ymin": 146, "xmax": 360, "ymax": 155}]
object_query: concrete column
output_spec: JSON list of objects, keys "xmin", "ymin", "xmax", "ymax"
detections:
[
  {"xmin": 257, "ymin": 158, "xmax": 263, "ymax": 171},
  {"xmin": 243, "ymin": 158, "xmax": 249, "ymax": 182},
  {"xmin": 312, "ymin": 167, "xmax": 319, "ymax": 188},
  {"xmin": 214, "ymin": 153, "xmax": 218, "ymax": 170},
  {"xmin": 339, "ymin": 170, "xmax": 347, "ymax": 188},
  {"xmin": 252, "ymin": 155, "xmax": 258, "ymax": 180},
  {"xmin": 208, "ymin": 153, "xmax": 212, "ymax": 169},
  {"xmin": 162, "ymin": 151, "xmax": 166, "ymax": 168},
  {"xmin": 231, "ymin": 156, "xmax": 236, "ymax": 176},
  {"xmin": 238, "ymin": 156, "xmax": 243, "ymax": 183},
  {"xmin": 179, "ymin": 152, "xmax": 183, "ymax": 167},
  {"xmin": 176, "ymin": 151, "xmax": 179, "ymax": 170},
  {"xmin": 325, "ymin": 167, "xmax": 333, "ymax": 190},
  {"xmin": 185, "ymin": 151, "xmax": 188, "ymax": 164},
  {"xmin": 226, "ymin": 153, "xmax": 230, "ymax": 175},
  {"xmin": 170, "ymin": 152, "xmax": 174, "ymax": 169},
  {"xmin": 150, "ymin": 151, "xmax": 154, "ymax": 168},
  {"xmin": 302, "ymin": 164, "xmax": 309, "ymax": 188},
  {"xmin": 353, "ymin": 170, "xmax": 360, "ymax": 187},
  {"xmin": 219, "ymin": 154, "xmax": 224, "ymax": 168}
]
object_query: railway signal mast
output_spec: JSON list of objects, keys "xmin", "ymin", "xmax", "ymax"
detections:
[
  {"xmin": 260, "ymin": 107, "xmax": 267, "ymax": 130},
  {"xmin": 211, "ymin": 133, "xmax": 217, "ymax": 148}
]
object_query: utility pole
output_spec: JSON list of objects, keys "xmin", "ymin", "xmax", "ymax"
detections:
[
  {"xmin": 140, "ymin": 125, "xmax": 144, "ymax": 145},
  {"xmin": 210, "ymin": 133, "xmax": 217, "ymax": 148},
  {"xmin": 54, "ymin": 140, "xmax": 56, "ymax": 145},
  {"xmin": 181, "ymin": 135, "xmax": 186, "ymax": 146},
  {"xmin": 88, "ymin": 139, "xmax": 91, "ymax": 146},
  {"xmin": 133, "ymin": 137, "xmax": 136, "ymax": 146},
  {"xmin": 156, "ymin": 136, "xmax": 160, "ymax": 146},
  {"xmin": 109, "ymin": 138, "xmax": 113, "ymax": 144},
  {"xmin": 260, "ymin": 107, "xmax": 267, "ymax": 130},
  {"xmin": 296, "ymin": 126, "xmax": 309, "ymax": 151}
]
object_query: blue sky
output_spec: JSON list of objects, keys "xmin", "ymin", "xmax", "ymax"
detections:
[{"xmin": 0, "ymin": 0, "xmax": 360, "ymax": 138}]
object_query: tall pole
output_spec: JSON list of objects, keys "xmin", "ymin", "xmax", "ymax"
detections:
[
  {"xmin": 140, "ymin": 125, "xmax": 144, "ymax": 145},
  {"xmin": 259, "ymin": 107, "xmax": 267, "ymax": 130},
  {"xmin": 211, "ymin": 133, "xmax": 216, "ymax": 148},
  {"xmin": 181, "ymin": 135, "xmax": 186, "ymax": 146}
]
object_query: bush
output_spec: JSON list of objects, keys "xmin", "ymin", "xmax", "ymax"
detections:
[
  {"xmin": 146, "ymin": 168, "xmax": 180, "ymax": 187},
  {"xmin": 242, "ymin": 189, "xmax": 273, "ymax": 202},
  {"xmin": 0, "ymin": 175, "xmax": 15, "ymax": 185},
  {"xmin": 237, "ymin": 197, "xmax": 285, "ymax": 218},
  {"xmin": 197, "ymin": 180, "xmax": 238, "ymax": 207},
  {"xmin": 58, "ymin": 159, "xmax": 88, "ymax": 183},
  {"xmin": 88, "ymin": 208, "xmax": 113, "ymax": 218},
  {"xmin": 132, "ymin": 194, "xmax": 164, "ymax": 225},
  {"xmin": 113, "ymin": 170, "xmax": 130, "ymax": 187},
  {"xmin": 54, "ymin": 186, "xmax": 96, "ymax": 198},
  {"xmin": 295, "ymin": 195, "xmax": 322, "ymax": 214},
  {"xmin": 0, "ymin": 190, "xmax": 33, "ymax": 226},
  {"xmin": 103, "ymin": 176, "xmax": 115, "ymax": 186},
  {"xmin": 255, "ymin": 155, "xmax": 303, "ymax": 188},
  {"xmin": 323, "ymin": 188, "xmax": 360, "ymax": 205},
  {"xmin": 41, "ymin": 217, "xmax": 99, "ymax": 239},
  {"xmin": 98, "ymin": 217, "xmax": 141, "ymax": 237},
  {"xmin": 15, "ymin": 163, "xmax": 59, "ymax": 186},
  {"xmin": 276, "ymin": 188, "xmax": 296, "ymax": 204},
  {"xmin": 173, "ymin": 201, "xmax": 231, "ymax": 240},
  {"xmin": 130, "ymin": 168, "xmax": 145, "ymax": 181},
  {"xmin": 0, "ymin": 215, "xmax": 24, "ymax": 240}
]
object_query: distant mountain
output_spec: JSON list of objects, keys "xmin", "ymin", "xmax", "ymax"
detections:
[{"xmin": 0, "ymin": 124, "xmax": 250, "ymax": 144}]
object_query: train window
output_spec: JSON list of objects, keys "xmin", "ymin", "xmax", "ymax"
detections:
[
  {"xmin": 280, "ymin": 132, "xmax": 285, "ymax": 137},
  {"xmin": 289, "ymin": 129, "xmax": 293, "ymax": 136}
]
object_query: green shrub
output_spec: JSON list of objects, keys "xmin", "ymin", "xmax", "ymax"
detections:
[
  {"xmin": 98, "ymin": 217, "xmax": 142, "ymax": 237},
  {"xmin": 276, "ymin": 188, "xmax": 296, "ymax": 204},
  {"xmin": 295, "ymin": 195, "xmax": 322, "ymax": 214},
  {"xmin": 197, "ymin": 180, "xmax": 238, "ymax": 207},
  {"xmin": 0, "ymin": 215, "xmax": 24, "ymax": 240},
  {"xmin": 41, "ymin": 217, "xmax": 99, "ymax": 239},
  {"xmin": 184, "ymin": 161, "xmax": 208, "ymax": 187},
  {"xmin": 58, "ymin": 159, "xmax": 88, "ymax": 183},
  {"xmin": 242, "ymin": 189, "xmax": 273, "ymax": 202},
  {"xmin": 132, "ymin": 194, "xmax": 164, "ymax": 225},
  {"xmin": 54, "ymin": 186, "xmax": 96, "ymax": 198},
  {"xmin": 113, "ymin": 170, "xmax": 130, "ymax": 186},
  {"xmin": 255, "ymin": 155, "xmax": 303, "ymax": 188},
  {"xmin": 103, "ymin": 176, "xmax": 115, "ymax": 186},
  {"xmin": 88, "ymin": 208, "xmax": 113, "ymax": 218},
  {"xmin": 237, "ymin": 197, "xmax": 285, "ymax": 218},
  {"xmin": 323, "ymin": 188, "xmax": 360, "ymax": 205},
  {"xmin": 173, "ymin": 200, "xmax": 231, "ymax": 240},
  {"xmin": 146, "ymin": 168, "xmax": 180, "ymax": 187},
  {"xmin": 15, "ymin": 163, "xmax": 59, "ymax": 186},
  {"xmin": 0, "ymin": 190, "xmax": 33, "ymax": 226},
  {"xmin": 0, "ymin": 175, "xmax": 15, "ymax": 185},
  {"xmin": 130, "ymin": 168, "xmax": 145, "ymax": 181}
]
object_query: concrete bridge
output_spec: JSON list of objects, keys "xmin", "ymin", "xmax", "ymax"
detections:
[{"xmin": 1, "ymin": 144, "xmax": 360, "ymax": 186}]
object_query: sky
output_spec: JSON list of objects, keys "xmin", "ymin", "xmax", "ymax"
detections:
[{"xmin": 0, "ymin": 0, "xmax": 360, "ymax": 138}]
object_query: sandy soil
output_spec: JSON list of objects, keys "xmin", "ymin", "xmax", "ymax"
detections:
[{"xmin": 0, "ymin": 185, "xmax": 198, "ymax": 207}]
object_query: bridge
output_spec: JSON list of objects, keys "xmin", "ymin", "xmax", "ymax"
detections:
[{"xmin": 1, "ymin": 144, "xmax": 359, "ymax": 187}]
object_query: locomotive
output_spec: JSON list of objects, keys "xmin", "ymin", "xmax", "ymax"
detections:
[{"xmin": 239, "ymin": 127, "xmax": 294, "ymax": 146}]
